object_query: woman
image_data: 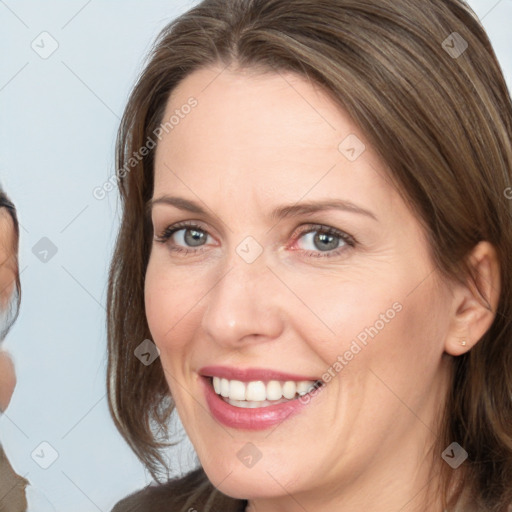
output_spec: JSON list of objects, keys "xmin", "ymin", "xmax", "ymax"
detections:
[
  {"xmin": 0, "ymin": 188, "xmax": 27, "ymax": 512},
  {"xmin": 107, "ymin": 0, "xmax": 512, "ymax": 510}
]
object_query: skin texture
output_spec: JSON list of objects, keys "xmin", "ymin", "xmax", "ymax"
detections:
[{"xmin": 144, "ymin": 65, "xmax": 500, "ymax": 512}]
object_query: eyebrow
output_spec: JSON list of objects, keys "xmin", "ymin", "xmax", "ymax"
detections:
[{"xmin": 149, "ymin": 195, "xmax": 378, "ymax": 221}]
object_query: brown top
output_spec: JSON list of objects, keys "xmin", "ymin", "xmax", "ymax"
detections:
[
  {"xmin": 111, "ymin": 467, "xmax": 246, "ymax": 512},
  {"xmin": 0, "ymin": 443, "xmax": 28, "ymax": 512}
]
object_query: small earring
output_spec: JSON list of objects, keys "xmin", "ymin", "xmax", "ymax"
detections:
[{"xmin": 460, "ymin": 340, "xmax": 467, "ymax": 346}]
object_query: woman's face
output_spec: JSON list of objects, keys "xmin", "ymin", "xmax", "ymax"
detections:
[{"xmin": 145, "ymin": 65, "xmax": 456, "ymax": 505}]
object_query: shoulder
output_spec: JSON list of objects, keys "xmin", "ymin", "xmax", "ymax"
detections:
[
  {"xmin": 111, "ymin": 467, "xmax": 246, "ymax": 512},
  {"xmin": 0, "ymin": 443, "xmax": 29, "ymax": 511}
]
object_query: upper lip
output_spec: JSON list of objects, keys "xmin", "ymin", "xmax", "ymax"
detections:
[{"xmin": 199, "ymin": 365, "xmax": 321, "ymax": 382}]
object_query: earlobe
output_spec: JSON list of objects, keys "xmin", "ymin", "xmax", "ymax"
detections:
[
  {"xmin": 445, "ymin": 333, "xmax": 472, "ymax": 357},
  {"xmin": 444, "ymin": 241, "xmax": 501, "ymax": 357}
]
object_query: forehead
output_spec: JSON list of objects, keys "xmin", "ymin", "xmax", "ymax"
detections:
[
  {"xmin": 158, "ymin": 65, "xmax": 354, "ymax": 158},
  {"xmin": 152, "ymin": 65, "xmax": 397, "ymax": 216}
]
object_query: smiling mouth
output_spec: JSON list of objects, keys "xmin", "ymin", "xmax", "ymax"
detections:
[{"xmin": 207, "ymin": 376, "xmax": 324, "ymax": 409}]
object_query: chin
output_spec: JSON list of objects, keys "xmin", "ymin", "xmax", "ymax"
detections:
[{"xmin": 202, "ymin": 458, "xmax": 301, "ymax": 500}]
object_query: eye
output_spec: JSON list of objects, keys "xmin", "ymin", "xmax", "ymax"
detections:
[
  {"xmin": 292, "ymin": 224, "xmax": 355, "ymax": 258},
  {"xmin": 154, "ymin": 221, "xmax": 212, "ymax": 254},
  {"xmin": 155, "ymin": 221, "xmax": 356, "ymax": 258}
]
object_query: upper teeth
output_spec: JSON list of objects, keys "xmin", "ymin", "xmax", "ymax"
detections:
[{"xmin": 212, "ymin": 377, "xmax": 319, "ymax": 401}]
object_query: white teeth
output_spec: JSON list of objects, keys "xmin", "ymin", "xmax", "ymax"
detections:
[
  {"xmin": 296, "ymin": 381, "xmax": 316, "ymax": 396},
  {"xmin": 220, "ymin": 378, "xmax": 230, "ymax": 397},
  {"xmin": 282, "ymin": 381, "xmax": 296, "ymax": 399},
  {"xmin": 211, "ymin": 376, "xmax": 320, "ymax": 402},
  {"xmin": 266, "ymin": 380, "xmax": 282, "ymax": 401},
  {"xmin": 229, "ymin": 380, "xmax": 246, "ymax": 401},
  {"xmin": 246, "ymin": 381, "xmax": 266, "ymax": 401},
  {"xmin": 227, "ymin": 398, "xmax": 267, "ymax": 408}
]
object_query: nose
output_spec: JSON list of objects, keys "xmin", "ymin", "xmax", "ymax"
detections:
[{"xmin": 200, "ymin": 247, "xmax": 285, "ymax": 349}]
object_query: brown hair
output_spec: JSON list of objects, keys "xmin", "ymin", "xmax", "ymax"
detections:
[
  {"xmin": 0, "ymin": 187, "xmax": 20, "ymax": 339},
  {"xmin": 107, "ymin": 0, "xmax": 512, "ymax": 509}
]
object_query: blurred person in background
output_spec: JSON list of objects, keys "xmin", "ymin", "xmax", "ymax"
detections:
[
  {"xmin": 0, "ymin": 187, "xmax": 27, "ymax": 512},
  {"xmin": 0, "ymin": 188, "xmax": 56, "ymax": 512}
]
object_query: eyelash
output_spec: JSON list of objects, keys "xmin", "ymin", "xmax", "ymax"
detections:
[{"xmin": 154, "ymin": 221, "xmax": 356, "ymax": 258}]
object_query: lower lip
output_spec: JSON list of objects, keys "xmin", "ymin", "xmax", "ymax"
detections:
[{"xmin": 201, "ymin": 376, "xmax": 322, "ymax": 430}]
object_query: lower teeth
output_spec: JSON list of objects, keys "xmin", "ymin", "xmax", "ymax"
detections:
[{"xmin": 222, "ymin": 396, "xmax": 295, "ymax": 408}]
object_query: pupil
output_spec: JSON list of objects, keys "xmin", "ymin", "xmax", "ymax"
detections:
[
  {"xmin": 314, "ymin": 232, "xmax": 338, "ymax": 251},
  {"xmin": 185, "ymin": 229, "xmax": 205, "ymax": 247}
]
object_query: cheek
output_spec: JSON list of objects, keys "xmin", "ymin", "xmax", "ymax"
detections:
[
  {"xmin": 145, "ymin": 258, "xmax": 181, "ymax": 348},
  {"xmin": 296, "ymin": 274, "xmax": 404, "ymax": 356},
  {"xmin": 306, "ymin": 272, "xmax": 444, "ymax": 379},
  {"xmin": 357, "ymin": 278, "xmax": 451, "ymax": 396},
  {"xmin": 144, "ymin": 255, "xmax": 207, "ymax": 353}
]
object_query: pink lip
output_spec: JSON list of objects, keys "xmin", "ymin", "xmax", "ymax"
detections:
[
  {"xmin": 199, "ymin": 365, "xmax": 320, "ymax": 382},
  {"xmin": 200, "ymin": 376, "xmax": 323, "ymax": 430}
]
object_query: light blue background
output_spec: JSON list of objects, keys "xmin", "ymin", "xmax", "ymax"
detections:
[{"xmin": 0, "ymin": 1, "xmax": 510, "ymax": 510}]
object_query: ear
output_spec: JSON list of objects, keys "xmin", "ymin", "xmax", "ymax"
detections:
[{"xmin": 444, "ymin": 241, "xmax": 501, "ymax": 356}]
